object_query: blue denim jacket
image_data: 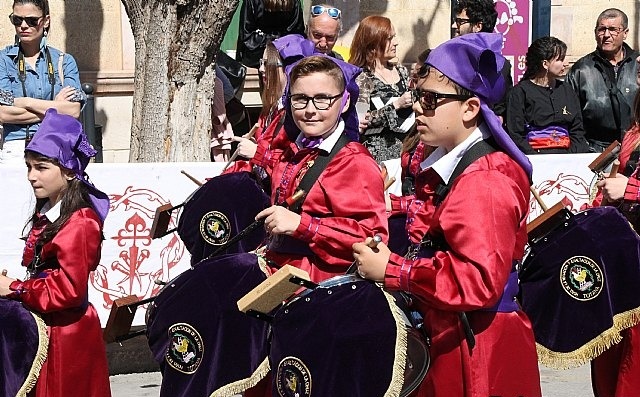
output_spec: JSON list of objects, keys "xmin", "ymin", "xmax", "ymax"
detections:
[{"xmin": 0, "ymin": 42, "xmax": 84, "ymax": 141}]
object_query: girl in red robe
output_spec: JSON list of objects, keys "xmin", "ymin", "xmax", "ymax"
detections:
[{"xmin": 0, "ymin": 109, "xmax": 111, "ymax": 397}]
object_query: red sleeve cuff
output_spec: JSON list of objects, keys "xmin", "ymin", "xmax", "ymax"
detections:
[
  {"xmin": 8, "ymin": 280, "xmax": 25, "ymax": 301},
  {"xmin": 252, "ymin": 143, "xmax": 272, "ymax": 168},
  {"xmin": 390, "ymin": 194, "xmax": 413, "ymax": 214},
  {"xmin": 293, "ymin": 213, "xmax": 320, "ymax": 242},
  {"xmin": 385, "ymin": 252, "xmax": 410, "ymax": 291},
  {"xmin": 624, "ymin": 177, "xmax": 640, "ymax": 203}
]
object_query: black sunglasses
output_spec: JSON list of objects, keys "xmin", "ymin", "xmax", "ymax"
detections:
[
  {"xmin": 9, "ymin": 13, "xmax": 43, "ymax": 27},
  {"xmin": 413, "ymin": 89, "xmax": 473, "ymax": 110}
]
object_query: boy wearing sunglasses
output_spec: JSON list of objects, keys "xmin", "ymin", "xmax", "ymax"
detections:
[
  {"xmin": 306, "ymin": 4, "xmax": 343, "ymax": 60},
  {"xmin": 353, "ymin": 33, "xmax": 542, "ymax": 397}
]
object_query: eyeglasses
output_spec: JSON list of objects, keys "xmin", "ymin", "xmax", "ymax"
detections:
[
  {"xmin": 413, "ymin": 89, "xmax": 473, "ymax": 110},
  {"xmin": 595, "ymin": 26, "xmax": 626, "ymax": 36},
  {"xmin": 8, "ymin": 14, "xmax": 43, "ymax": 27},
  {"xmin": 289, "ymin": 93, "xmax": 343, "ymax": 110},
  {"xmin": 452, "ymin": 17, "xmax": 471, "ymax": 28},
  {"xmin": 310, "ymin": 5, "xmax": 341, "ymax": 20},
  {"xmin": 258, "ymin": 58, "xmax": 283, "ymax": 68}
]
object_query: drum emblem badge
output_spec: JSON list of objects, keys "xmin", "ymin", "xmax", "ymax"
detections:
[
  {"xmin": 200, "ymin": 211, "xmax": 231, "ymax": 245},
  {"xmin": 276, "ymin": 356, "xmax": 312, "ymax": 397},
  {"xmin": 166, "ymin": 323, "xmax": 204, "ymax": 374},
  {"xmin": 560, "ymin": 256, "xmax": 603, "ymax": 301}
]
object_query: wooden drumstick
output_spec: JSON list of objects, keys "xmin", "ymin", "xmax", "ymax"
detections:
[
  {"xmin": 384, "ymin": 176, "xmax": 396, "ymax": 192},
  {"xmin": 529, "ymin": 186, "xmax": 548, "ymax": 212},
  {"xmin": 367, "ymin": 234, "xmax": 383, "ymax": 249},
  {"xmin": 223, "ymin": 123, "xmax": 260, "ymax": 171},
  {"xmin": 181, "ymin": 170, "xmax": 203, "ymax": 186},
  {"xmin": 608, "ymin": 160, "xmax": 620, "ymax": 178}
]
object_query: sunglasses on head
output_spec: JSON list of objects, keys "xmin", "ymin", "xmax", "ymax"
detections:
[
  {"xmin": 9, "ymin": 13, "xmax": 43, "ymax": 27},
  {"xmin": 310, "ymin": 5, "xmax": 341, "ymax": 19}
]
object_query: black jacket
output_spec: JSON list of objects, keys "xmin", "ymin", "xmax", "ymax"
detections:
[{"xmin": 567, "ymin": 44, "xmax": 639, "ymax": 145}]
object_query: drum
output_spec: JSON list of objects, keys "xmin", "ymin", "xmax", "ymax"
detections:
[
  {"xmin": 177, "ymin": 171, "xmax": 270, "ymax": 264},
  {"xmin": 0, "ymin": 299, "xmax": 48, "ymax": 397},
  {"xmin": 146, "ymin": 252, "xmax": 271, "ymax": 397},
  {"xmin": 269, "ymin": 274, "xmax": 429, "ymax": 397},
  {"xmin": 520, "ymin": 206, "xmax": 640, "ymax": 369}
]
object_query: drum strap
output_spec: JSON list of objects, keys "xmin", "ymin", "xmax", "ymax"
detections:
[
  {"xmin": 287, "ymin": 132, "xmax": 350, "ymax": 214},
  {"xmin": 423, "ymin": 138, "xmax": 499, "ymax": 350}
]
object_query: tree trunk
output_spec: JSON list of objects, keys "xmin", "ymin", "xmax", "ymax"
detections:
[{"xmin": 121, "ymin": 0, "xmax": 239, "ymax": 162}]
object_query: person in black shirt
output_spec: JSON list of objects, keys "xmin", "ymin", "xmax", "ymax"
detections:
[{"xmin": 506, "ymin": 36, "xmax": 590, "ymax": 154}]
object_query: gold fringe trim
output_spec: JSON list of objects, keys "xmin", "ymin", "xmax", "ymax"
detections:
[
  {"xmin": 537, "ymin": 306, "xmax": 640, "ymax": 370},
  {"xmin": 382, "ymin": 290, "xmax": 408, "ymax": 397},
  {"xmin": 16, "ymin": 312, "xmax": 49, "ymax": 397},
  {"xmin": 210, "ymin": 357, "xmax": 270, "ymax": 397}
]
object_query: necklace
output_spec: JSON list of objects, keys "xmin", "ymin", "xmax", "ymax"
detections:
[{"xmin": 374, "ymin": 66, "xmax": 397, "ymax": 85}]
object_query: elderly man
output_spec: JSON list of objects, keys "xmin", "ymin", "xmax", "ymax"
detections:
[
  {"xmin": 567, "ymin": 8, "xmax": 639, "ymax": 152},
  {"xmin": 451, "ymin": 0, "xmax": 511, "ymax": 120},
  {"xmin": 306, "ymin": 4, "xmax": 343, "ymax": 60}
]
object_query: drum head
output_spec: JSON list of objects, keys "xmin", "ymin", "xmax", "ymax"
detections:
[
  {"xmin": 269, "ymin": 276, "xmax": 414, "ymax": 397},
  {"xmin": 146, "ymin": 252, "xmax": 270, "ymax": 397}
]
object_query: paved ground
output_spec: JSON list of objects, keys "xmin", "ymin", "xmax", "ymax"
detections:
[{"xmin": 110, "ymin": 364, "xmax": 595, "ymax": 397}]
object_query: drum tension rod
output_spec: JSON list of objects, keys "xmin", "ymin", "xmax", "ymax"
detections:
[
  {"xmin": 246, "ymin": 309, "xmax": 273, "ymax": 323},
  {"xmin": 288, "ymin": 276, "xmax": 318, "ymax": 290}
]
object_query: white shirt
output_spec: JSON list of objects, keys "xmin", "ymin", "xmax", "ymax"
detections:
[{"xmin": 420, "ymin": 123, "xmax": 492, "ymax": 184}]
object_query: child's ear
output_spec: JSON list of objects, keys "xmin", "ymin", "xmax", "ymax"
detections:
[
  {"xmin": 341, "ymin": 92, "xmax": 350, "ymax": 114},
  {"xmin": 461, "ymin": 96, "xmax": 481, "ymax": 123}
]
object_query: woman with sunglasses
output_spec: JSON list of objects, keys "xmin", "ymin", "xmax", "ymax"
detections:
[
  {"xmin": 349, "ymin": 15, "xmax": 414, "ymax": 162},
  {"xmin": 236, "ymin": 0, "xmax": 305, "ymax": 70},
  {"xmin": 0, "ymin": 0, "xmax": 85, "ymax": 164},
  {"xmin": 505, "ymin": 36, "xmax": 590, "ymax": 154}
]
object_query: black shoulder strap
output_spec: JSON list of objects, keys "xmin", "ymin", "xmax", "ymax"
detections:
[
  {"xmin": 434, "ymin": 138, "xmax": 499, "ymax": 205},
  {"xmin": 288, "ymin": 132, "xmax": 350, "ymax": 213}
]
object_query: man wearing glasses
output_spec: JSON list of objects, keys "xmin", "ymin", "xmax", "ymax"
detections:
[
  {"xmin": 567, "ymin": 8, "xmax": 639, "ymax": 152},
  {"xmin": 306, "ymin": 4, "xmax": 343, "ymax": 60},
  {"xmin": 451, "ymin": 0, "xmax": 511, "ymax": 122}
]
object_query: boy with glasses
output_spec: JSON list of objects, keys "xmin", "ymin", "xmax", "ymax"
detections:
[
  {"xmin": 567, "ymin": 8, "xmax": 639, "ymax": 152},
  {"xmin": 353, "ymin": 33, "xmax": 542, "ymax": 397},
  {"xmin": 306, "ymin": 4, "xmax": 343, "ymax": 59}
]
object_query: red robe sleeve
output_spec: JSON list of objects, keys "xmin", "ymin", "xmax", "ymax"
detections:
[
  {"xmin": 292, "ymin": 143, "xmax": 389, "ymax": 266},
  {"xmin": 385, "ymin": 159, "xmax": 529, "ymax": 312},
  {"xmin": 17, "ymin": 208, "xmax": 102, "ymax": 313}
]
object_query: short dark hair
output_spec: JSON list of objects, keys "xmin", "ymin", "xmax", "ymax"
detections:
[
  {"xmin": 416, "ymin": 64, "xmax": 473, "ymax": 97},
  {"xmin": 595, "ymin": 8, "xmax": 628, "ymax": 30},
  {"xmin": 522, "ymin": 36, "xmax": 567, "ymax": 80},
  {"xmin": 453, "ymin": 0, "xmax": 498, "ymax": 32}
]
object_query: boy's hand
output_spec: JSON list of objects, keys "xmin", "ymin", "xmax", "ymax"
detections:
[
  {"xmin": 231, "ymin": 136, "xmax": 258, "ymax": 159},
  {"xmin": 596, "ymin": 174, "xmax": 628, "ymax": 203},
  {"xmin": 256, "ymin": 205, "xmax": 301, "ymax": 236},
  {"xmin": 352, "ymin": 238, "xmax": 391, "ymax": 282},
  {"xmin": 0, "ymin": 274, "xmax": 15, "ymax": 297}
]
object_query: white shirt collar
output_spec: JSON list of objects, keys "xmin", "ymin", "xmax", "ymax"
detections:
[
  {"xmin": 420, "ymin": 123, "xmax": 491, "ymax": 184},
  {"xmin": 295, "ymin": 120, "xmax": 345, "ymax": 153},
  {"xmin": 40, "ymin": 200, "xmax": 62, "ymax": 222}
]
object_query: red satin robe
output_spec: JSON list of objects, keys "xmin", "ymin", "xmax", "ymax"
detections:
[
  {"xmin": 9, "ymin": 208, "xmax": 111, "ymax": 397},
  {"xmin": 265, "ymin": 138, "xmax": 389, "ymax": 282},
  {"xmin": 385, "ymin": 151, "xmax": 541, "ymax": 397},
  {"xmin": 591, "ymin": 125, "xmax": 640, "ymax": 397}
]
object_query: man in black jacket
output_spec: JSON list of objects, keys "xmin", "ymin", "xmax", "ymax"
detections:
[{"xmin": 567, "ymin": 8, "xmax": 639, "ymax": 152}]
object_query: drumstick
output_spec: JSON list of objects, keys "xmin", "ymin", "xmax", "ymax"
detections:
[
  {"xmin": 1, "ymin": 269, "xmax": 7, "ymax": 276},
  {"xmin": 223, "ymin": 123, "xmax": 260, "ymax": 171},
  {"xmin": 181, "ymin": 170, "xmax": 203, "ymax": 186},
  {"xmin": 608, "ymin": 160, "xmax": 620, "ymax": 178},
  {"xmin": 346, "ymin": 234, "xmax": 383, "ymax": 275},
  {"xmin": 529, "ymin": 186, "xmax": 548, "ymax": 212},
  {"xmin": 384, "ymin": 176, "xmax": 396, "ymax": 192}
]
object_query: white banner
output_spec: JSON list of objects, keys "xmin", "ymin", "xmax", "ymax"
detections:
[{"xmin": 0, "ymin": 154, "xmax": 600, "ymax": 326}]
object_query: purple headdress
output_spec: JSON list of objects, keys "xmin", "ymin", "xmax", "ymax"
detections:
[
  {"xmin": 25, "ymin": 109, "xmax": 109, "ymax": 222},
  {"xmin": 272, "ymin": 34, "xmax": 317, "ymax": 71},
  {"xmin": 426, "ymin": 33, "xmax": 533, "ymax": 179}
]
